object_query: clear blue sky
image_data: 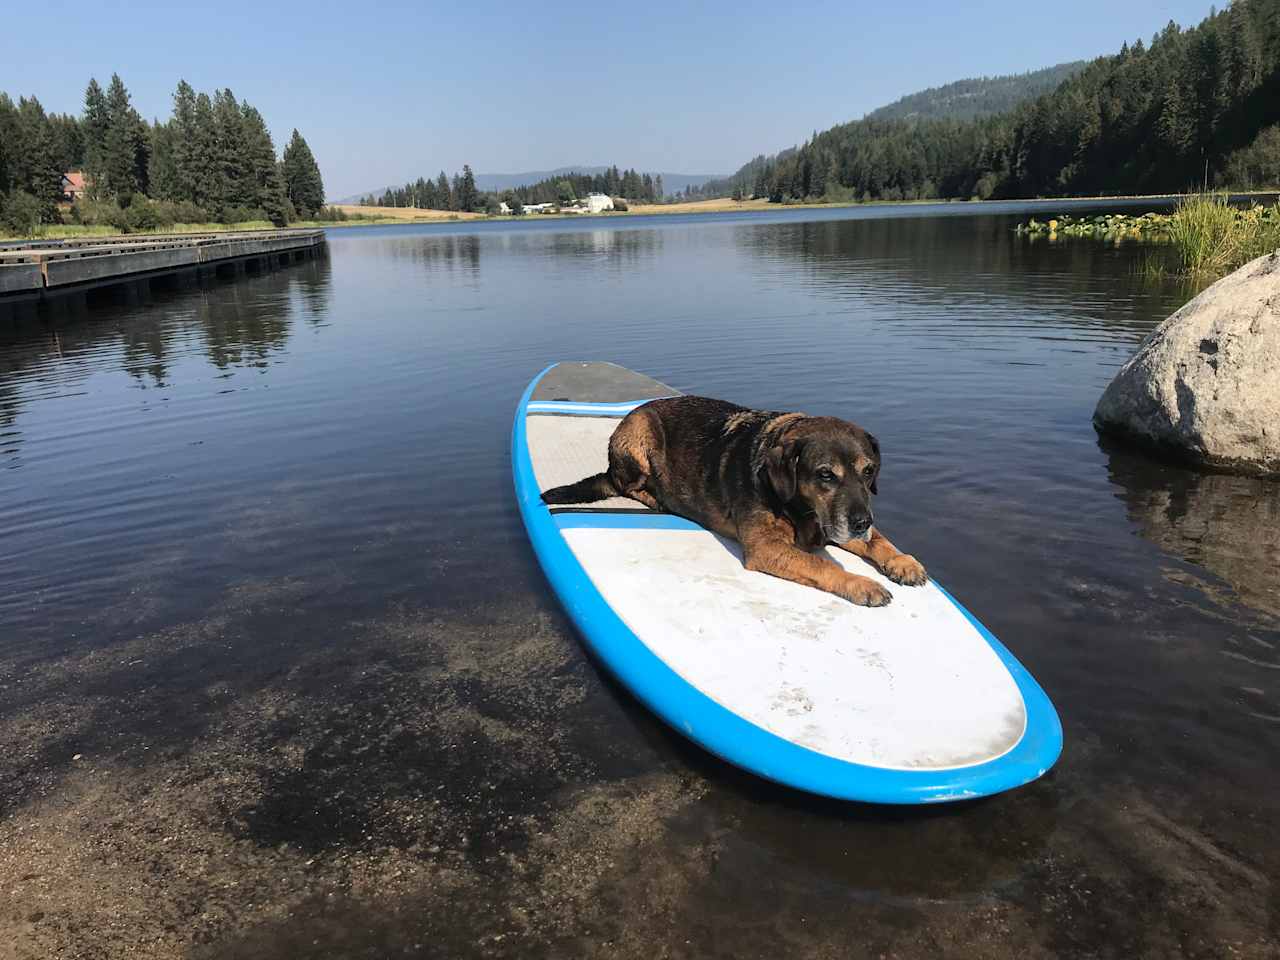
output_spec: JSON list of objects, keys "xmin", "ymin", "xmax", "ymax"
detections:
[{"xmin": 1, "ymin": 0, "xmax": 1217, "ymax": 199}]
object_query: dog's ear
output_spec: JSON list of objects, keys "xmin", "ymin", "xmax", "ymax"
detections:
[
  {"xmin": 866, "ymin": 433, "xmax": 880, "ymax": 495},
  {"xmin": 764, "ymin": 441, "xmax": 799, "ymax": 504}
]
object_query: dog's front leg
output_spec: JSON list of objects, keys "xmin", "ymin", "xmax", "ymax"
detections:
[
  {"xmin": 740, "ymin": 522, "xmax": 892, "ymax": 607},
  {"xmin": 837, "ymin": 528, "xmax": 927, "ymax": 586}
]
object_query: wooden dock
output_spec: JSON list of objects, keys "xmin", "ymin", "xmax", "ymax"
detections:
[{"xmin": 0, "ymin": 229, "xmax": 326, "ymax": 300}]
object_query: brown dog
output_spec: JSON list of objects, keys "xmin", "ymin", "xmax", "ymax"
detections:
[{"xmin": 541, "ymin": 396, "xmax": 927, "ymax": 606}]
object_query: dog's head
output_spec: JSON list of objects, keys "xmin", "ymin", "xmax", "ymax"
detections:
[{"xmin": 760, "ymin": 415, "xmax": 881, "ymax": 545}]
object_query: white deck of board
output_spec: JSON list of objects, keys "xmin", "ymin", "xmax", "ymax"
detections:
[
  {"xmin": 563, "ymin": 526, "xmax": 1027, "ymax": 770},
  {"xmin": 527, "ymin": 413, "xmax": 647, "ymax": 511}
]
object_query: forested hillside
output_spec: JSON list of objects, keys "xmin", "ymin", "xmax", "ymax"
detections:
[
  {"xmin": 0, "ymin": 74, "xmax": 325, "ymax": 233},
  {"xmin": 708, "ymin": 0, "xmax": 1280, "ymax": 203},
  {"xmin": 866, "ymin": 62, "xmax": 1086, "ymax": 122}
]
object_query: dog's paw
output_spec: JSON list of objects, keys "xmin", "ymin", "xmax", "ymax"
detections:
[
  {"xmin": 842, "ymin": 576, "xmax": 893, "ymax": 607},
  {"xmin": 883, "ymin": 554, "xmax": 927, "ymax": 587}
]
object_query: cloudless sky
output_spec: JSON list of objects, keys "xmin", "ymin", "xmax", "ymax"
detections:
[{"xmin": 1, "ymin": 1, "xmax": 1218, "ymax": 199}]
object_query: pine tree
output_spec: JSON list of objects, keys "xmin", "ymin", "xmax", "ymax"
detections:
[
  {"xmin": 241, "ymin": 104, "xmax": 288, "ymax": 224},
  {"xmin": 458, "ymin": 164, "xmax": 478, "ymax": 211},
  {"xmin": 191, "ymin": 92, "xmax": 225, "ymax": 212},
  {"xmin": 211, "ymin": 90, "xmax": 248, "ymax": 207},
  {"xmin": 148, "ymin": 121, "xmax": 181, "ymax": 201},
  {"xmin": 435, "ymin": 171, "xmax": 451, "ymax": 210},
  {"xmin": 102, "ymin": 73, "xmax": 146, "ymax": 199},
  {"xmin": 281, "ymin": 129, "xmax": 324, "ymax": 217},
  {"xmin": 0, "ymin": 94, "xmax": 16, "ymax": 197},
  {"xmin": 13, "ymin": 97, "xmax": 64, "ymax": 218},
  {"xmin": 82, "ymin": 78, "xmax": 109, "ymax": 198},
  {"xmin": 170, "ymin": 80, "xmax": 199, "ymax": 204}
]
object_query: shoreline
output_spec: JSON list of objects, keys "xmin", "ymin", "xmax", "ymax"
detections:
[{"xmin": 6, "ymin": 191, "xmax": 1277, "ymax": 242}]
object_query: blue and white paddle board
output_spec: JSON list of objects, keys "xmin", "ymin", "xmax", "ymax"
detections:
[{"xmin": 513, "ymin": 362, "xmax": 1062, "ymax": 804}]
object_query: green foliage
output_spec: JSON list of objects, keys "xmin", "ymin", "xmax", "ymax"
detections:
[
  {"xmin": 868, "ymin": 62, "xmax": 1088, "ymax": 122},
  {"xmin": 148, "ymin": 121, "xmax": 180, "ymax": 201},
  {"xmin": 125, "ymin": 195, "xmax": 163, "ymax": 231},
  {"xmin": 1222, "ymin": 124, "xmax": 1280, "ymax": 188},
  {"xmin": 703, "ymin": 0, "xmax": 1280, "ymax": 204},
  {"xmin": 100, "ymin": 73, "xmax": 148, "ymax": 198},
  {"xmin": 1, "ymin": 190, "xmax": 46, "ymax": 236},
  {"xmin": 1165, "ymin": 195, "xmax": 1242, "ymax": 275},
  {"xmin": 169, "ymin": 80, "xmax": 199, "ymax": 202},
  {"xmin": 240, "ymin": 105, "xmax": 288, "ymax": 224},
  {"xmin": 457, "ymin": 165, "xmax": 479, "ymax": 211},
  {"xmin": 190, "ymin": 93, "xmax": 225, "ymax": 211},
  {"xmin": 282, "ymin": 129, "xmax": 325, "ymax": 218},
  {"xmin": 1018, "ymin": 196, "xmax": 1280, "ymax": 278},
  {"xmin": 0, "ymin": 72, "xmax": 318, "ymax": 231},
  {"xmin": 373, "ymin": 164, "xmax": 663, "ymax": 211},
  {"xmin": 81, "ymin": 78, "xmax": 108, "ymax": 197}
]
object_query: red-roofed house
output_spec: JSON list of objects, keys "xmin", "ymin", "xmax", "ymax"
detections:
[{"xmin": 61, "ymin": 171, "xmax": 87, "ymax": 202}]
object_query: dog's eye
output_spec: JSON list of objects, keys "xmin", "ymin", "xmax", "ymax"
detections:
[{"xmin": 817, "ymin": 468, "xmax": 836, "ymax": 483}]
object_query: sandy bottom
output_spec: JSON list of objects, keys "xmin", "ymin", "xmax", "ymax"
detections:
[{"xmin": 1, "ymin": 571, "xmax": 1276, "ymax": 960}]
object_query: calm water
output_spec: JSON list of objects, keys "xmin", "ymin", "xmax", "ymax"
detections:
[{"xmin": 2, "ymin": 206, "xmax": 1278, "ymax": 958}]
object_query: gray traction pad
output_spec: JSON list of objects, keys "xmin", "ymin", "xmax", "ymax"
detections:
[{"xmin": 531, "ymin": 361, "xmax": 681, "ymax": 403}]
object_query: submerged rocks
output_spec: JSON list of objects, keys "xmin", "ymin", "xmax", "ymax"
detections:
[{"xmin": 1094, "ymin": 251, "xmax": 1280, "ymax": 476}]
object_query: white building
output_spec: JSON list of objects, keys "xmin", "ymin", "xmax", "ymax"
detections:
[{"xmin": 583, "ymin": 193, "xmax": 614, "ymax": 213}]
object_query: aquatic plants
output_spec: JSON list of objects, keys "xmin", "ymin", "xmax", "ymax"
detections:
[{"xmin": 1017, "ymin": 196, "xmax": 1280, "ymax": 278}]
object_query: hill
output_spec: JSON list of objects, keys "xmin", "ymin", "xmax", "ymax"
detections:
[
  {"xmin": 701, "ymin": 0, "xmax": 1280, "ymax": 203},
  {"xmin": 865, "ymin": 61, "xmax": 1086, "ymax": 122}
]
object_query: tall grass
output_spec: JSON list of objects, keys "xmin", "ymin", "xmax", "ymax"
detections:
[{"xmin": 1151, "ymin": 193, "xmax": 1280, "ymax": 278}]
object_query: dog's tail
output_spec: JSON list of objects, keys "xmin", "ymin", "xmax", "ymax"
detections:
[{"xmin": 541, "ymin": 472, "xmax": 618, "ymax": 504}]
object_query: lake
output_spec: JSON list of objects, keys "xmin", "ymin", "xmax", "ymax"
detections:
[{"xmin": 2, "ymin": 204, "xmax": 1278, "ymax": 959}]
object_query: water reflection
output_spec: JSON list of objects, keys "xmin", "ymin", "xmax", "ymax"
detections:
[
  {"xmin": 386, "ymin": 234, "xmax": 483, "ymax": 275},
  {"xmin": 1103, "ymin": 437, "xmax": 1280, "ymax": 624},
  {"xmin": 0, "ymin": 257, "xmax": 332, "ymax": 466},
  {"xmin": 732, "ymin": 215, "xmax": 1186, "ymax": 346}
]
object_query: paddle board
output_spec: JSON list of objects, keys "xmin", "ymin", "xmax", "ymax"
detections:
[{"xmin": 513, "ymin": 361, "xmax": 1062, "ymax": 803}]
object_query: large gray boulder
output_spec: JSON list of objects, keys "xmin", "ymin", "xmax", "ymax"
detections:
[{"xmin": 1094, "ymin": 251, "xmax": 1280, "ymax": 476}]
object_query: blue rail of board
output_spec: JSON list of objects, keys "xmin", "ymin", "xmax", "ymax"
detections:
[{"xmin": 513, "ymin": 364, "xmax": 1063, "ymax": 803}]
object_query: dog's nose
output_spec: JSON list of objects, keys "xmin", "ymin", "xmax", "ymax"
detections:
[{"xmin": 850, "ymin": 514, "xmax": 873, "ymax": 536}]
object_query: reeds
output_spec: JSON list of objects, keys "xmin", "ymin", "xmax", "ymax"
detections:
[{"xmin": 1148, "ymin": 194, "xmax": 1280, "ymax": 279}]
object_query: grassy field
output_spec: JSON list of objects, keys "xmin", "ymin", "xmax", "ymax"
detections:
[
  {"xmin": 0, "ymin": 208, "xmax": 486, "ymax": 242},
  {"xmin": 330, "ymin": 205, "xmax": 485, "ymax": 222}
]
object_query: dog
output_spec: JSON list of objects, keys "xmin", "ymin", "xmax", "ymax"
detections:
[{"xmin": 541, "ymin": 396, "xmax": 927, "ymax": 606}]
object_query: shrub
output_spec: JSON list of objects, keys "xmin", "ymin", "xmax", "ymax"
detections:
[
  {"xmin": 70, "ymin": 198, "xmax": 121, "ymax": 227},
  {"xmin": 1, "ymin": 191, "xmax": 45, "ymax": 236},
  {"xmin": 219, "ymin": 204, "xmax": 268, "ymax": 225},
  {"xmin": 171, "ymin": 200, "xmax": 208, "ymax": 224},
  {"xmin": 125, "ymin": 197, "xmax": 162, "ymax": 231},
  {"xmin": 611, "ymin": 197, "xmax": 628, "ymax": 211},
  {"xmin": 1221, "ymin": 125, "xmax": 1280, "ymax": 191}
]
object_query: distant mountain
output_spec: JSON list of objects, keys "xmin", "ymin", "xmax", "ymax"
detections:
[
  {"xmin": 337, "ymin": 166, "xmax": 725, "ymax": 203},
  {"xmin": 865, "ymin": 61, "xmax": 1087, "ymax": 123}
]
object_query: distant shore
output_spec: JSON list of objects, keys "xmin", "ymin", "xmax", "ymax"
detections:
[
  {"xmin": 320, "ymin": 191, "xmax": 1280, "ymax": 224},
  {"xmin": 7, "ymin": 191, "xmax": 1276, "ymax": 242}
]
